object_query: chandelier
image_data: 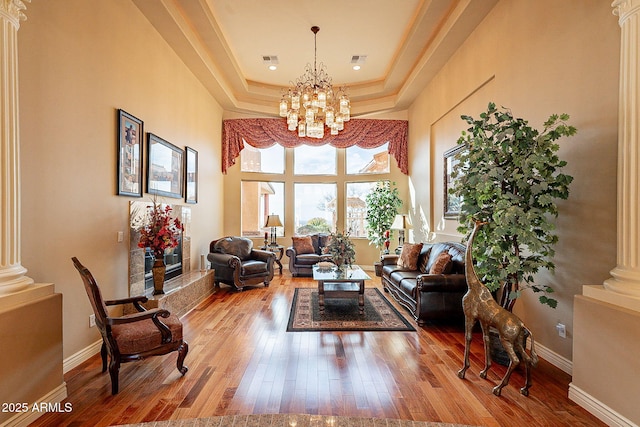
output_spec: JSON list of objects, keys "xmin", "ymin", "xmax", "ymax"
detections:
[{"xmin": 279, "ymin": 26, "xmax": 350, "ymax": 139}]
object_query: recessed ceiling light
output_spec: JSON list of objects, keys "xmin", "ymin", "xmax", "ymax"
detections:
[
  {"xmin": 268, "ymin": 65, "xmax": 277, "ymax": 71},
  {"xmin": 352, "ymin": 65, "xmax": 361, "ymax": 71}
]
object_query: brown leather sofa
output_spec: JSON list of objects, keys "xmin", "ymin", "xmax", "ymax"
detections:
[
  {"xmin": 208, "ymin": 236, "xmax": 275, "ymax": 291},
  {"xmin": 381, "ymin": 241, "xmax": 467, "ymax": 326},
  {"xmin": 285, "ymin": 233, "xmax": 333, "ymax": 277}
]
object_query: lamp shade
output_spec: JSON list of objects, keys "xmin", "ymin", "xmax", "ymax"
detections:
[
  {"xmin": 390, "ymin": 214, "xmax": 412, "ymax": 230},
  {"xmin": 264, "ymin": 214, "xmax": 283, "ymax": 228}
]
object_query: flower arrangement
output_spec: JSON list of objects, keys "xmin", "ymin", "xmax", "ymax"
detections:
[
  {"xmin": 133, "ymin": 201, "xmax": 184, "ymax": 260},
  {"xmin": 326, "ymin": 230, "xmax": 356, "ymax": 270}
]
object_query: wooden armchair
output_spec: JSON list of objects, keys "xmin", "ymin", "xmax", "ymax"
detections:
[{"xmin": 72, "ymin": 257, "xmax": 188, "ymax": 394}]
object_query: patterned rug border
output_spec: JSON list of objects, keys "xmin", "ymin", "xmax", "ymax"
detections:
[
  {"xmin": 287, "ymin": 287, "xmax": 416, "ymax": 332},
  {"xmin": 113, "ymin": 413, "xmax": 480, "ymax": 426}
]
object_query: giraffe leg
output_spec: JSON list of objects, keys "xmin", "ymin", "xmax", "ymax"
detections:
[
  {"xmin": 458, "ymin": 316, "xmax": 476, "ymax": 379},
  {"xmin": 493, "ymin": 340, "xmax": 520, "ymax": 396},
  {"xmin": 515, "ymin": 338, "xmax": 532, "ymax": 396},
  {"xmin": 479, "ymin": 322, "xmax": 492, "ymax": 379}
]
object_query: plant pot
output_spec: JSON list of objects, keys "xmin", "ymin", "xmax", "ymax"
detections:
[{"xmin": 151, "ymin": 258, "xmax": 166, "ymax": 295}]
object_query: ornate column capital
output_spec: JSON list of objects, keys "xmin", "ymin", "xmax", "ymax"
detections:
[
  {"xmin": 0, "ymin": 0, "xmax": 29, "ymax": 27},
  {"xmin": 612, "ymin": 0, "xmax": 640, "ymax": 25}
]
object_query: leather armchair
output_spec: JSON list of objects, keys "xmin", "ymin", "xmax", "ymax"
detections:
[{"xmin": 208, "ymin": 236, "xmax": 275, "ymax": 291}]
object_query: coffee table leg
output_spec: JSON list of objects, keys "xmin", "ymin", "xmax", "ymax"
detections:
[
  {"xmin": 358, "ymin": 280, "xmax": 365, "ymax": 315},
  {"xmin": 318, "ymin": 280, "xmax": 325, "ymax": 314}
]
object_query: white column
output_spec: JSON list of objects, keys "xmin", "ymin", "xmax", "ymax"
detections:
[{"xmin": 0, "ymin": 0, "xmax": 33, "ymax": 295}]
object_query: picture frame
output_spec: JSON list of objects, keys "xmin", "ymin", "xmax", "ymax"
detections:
[
  {"xmin": 146, "ymin": 133, "xmax": 184, "ymax": 199},
  {"xmin": 185, "ymin": 146, "xmax": 198, "ymax": 204},
  {"xmin": 444, "ymin": 145, "xmax": 465, "ymax": 218},
  {"xmin": 117, "ymin": 109, "xmax": 144, "ymax": 197}
]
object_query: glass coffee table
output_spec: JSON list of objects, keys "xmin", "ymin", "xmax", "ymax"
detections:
[{"xmin": 312, "ymin": 264, "xmax": 371, "ymax": 315}]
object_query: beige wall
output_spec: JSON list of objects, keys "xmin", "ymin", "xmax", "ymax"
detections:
[
  {"xmin": 17, "ymin": 0, "xmax": 224, "ymax": 360},
  {"xmin": 408, "ymin": 0, "xmax": 619, "ymax": 361},
  {"xmin": 573, "ymin": 296, "xmax": 640, "ymax": 424}
]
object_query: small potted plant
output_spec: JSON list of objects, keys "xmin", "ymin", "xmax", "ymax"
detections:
[{"xmin": 326, "ymin": 230, "xmax": 356, "ymax": 271}]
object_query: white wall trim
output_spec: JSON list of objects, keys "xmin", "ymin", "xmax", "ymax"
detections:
[
  {"xmin": 63, "ymin": 339, "xmax": 102, "ymax": 374},
  {"xmin": 536, "ymin": 342, "xmax": 572, "ymax": 375},
  {"xmin": 1, "ymin": 383, "xmax": 67, "ymax": 427},
  {"xmin": 569, "ymin": 383, "xmax": 638, "ymax": 427}
]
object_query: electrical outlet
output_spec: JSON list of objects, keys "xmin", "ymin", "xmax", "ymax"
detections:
[
  {"xmin": 556, "ymin": 322, "xmax": 566, "ymax": 338},
  {"xmin": 117, "ymin": 231, "xmax": 124, "ymax": 243},
  {"xmin": 89, "ymin": 314, "xmax": 96, "ymax": 328}
]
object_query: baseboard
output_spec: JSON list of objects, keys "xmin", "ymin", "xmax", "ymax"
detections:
[
  {"xmin": 535, "ymin": 342, "xmax": 572, "ymax": 375},
  {"xmin": 1, "ymin": 383, "xmax": 67, "ymax": 427},
  {"xmin": 63, "ymin": 339, "xmax": 102, "ymax": 373},
  {"xmin": 569, "ymin": 383, "xmax": 638, "ymax": 427}
]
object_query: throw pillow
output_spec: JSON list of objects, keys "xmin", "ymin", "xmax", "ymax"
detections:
[
  {"xmin": 429, "ymin": 251, "xmax": 453, "ymax": 274},
  {"xmin": 292, "ymin": 236, "xmax": 315, "ymax": 254},
  {"xmin": 397, "ymin": 243, "xmax": 423, "ymax": 270}
]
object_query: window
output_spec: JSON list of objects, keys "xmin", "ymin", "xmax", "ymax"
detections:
[
  {"xmin": 294, "ymin": 183, "xmax": 337, "ymax": 235},
  {"xmin": 241, "ymin": 144, "xmax": 284, "ymax": 174},
  {"xmin": 345, "ymin": 182, "xmax": 378, "ymax": 237},
  {"xmin": 294, "ymin": 144, "xmax": 336, "ymax": 175},
  {"xmin": 346, "ymin": 143, "xmax": 390, "ymax": 174},
  {"xmin": 240, "ymin": 181, "xmax": 284, "ymax": 237}
]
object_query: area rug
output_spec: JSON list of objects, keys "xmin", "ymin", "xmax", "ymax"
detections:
[
  {"xmin": 287, "ymin": 287, "xmax": 416, "ymax": 332},
  {"xmin": 114, "ymin": 413, "xmax": 479, "ymax": 426}
]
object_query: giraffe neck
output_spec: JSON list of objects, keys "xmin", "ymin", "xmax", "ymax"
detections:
[{"xmin": 465, "ymin": 222, "xmax": 486, "ymax": 294}]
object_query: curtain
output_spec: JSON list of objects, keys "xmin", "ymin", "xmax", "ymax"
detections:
[{"xmin": 222, "ymin": 118, "xmax": 408, "ymax": 174}]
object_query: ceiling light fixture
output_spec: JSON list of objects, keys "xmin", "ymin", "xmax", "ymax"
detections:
[{"xmin": 279, "ymin": 26, "xmax": 350, "ymax": 139}]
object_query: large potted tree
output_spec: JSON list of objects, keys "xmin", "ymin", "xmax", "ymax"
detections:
[
  {"xmin": 365, "ymin": 181, "xmax": 403, "ymax": 275},
  {"xmin": 451, "ymin": 102, "xmax": 576, "ymax": 312}
]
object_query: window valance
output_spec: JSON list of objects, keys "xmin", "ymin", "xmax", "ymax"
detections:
[{"xmin": 222, "ymin": 118, "xmax": 408, "ymax": 174}]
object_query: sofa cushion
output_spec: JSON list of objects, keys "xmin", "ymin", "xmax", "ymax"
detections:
[
  {"xmin": 292, "ymin": 236, "xmax": 315, "ymax": 254},
  {"xmin": 241, "ymin": 260, "xmax": 268, "ymax": 275},
  {"xmin": 397, "ymin": 243, "xmax": 423, "ymax": 270},
  {"xmin": 214, "ymin": 237, "xmax": 253, "ymax": 260},
  {"xmin": 295, "ymin": 253, "xmax": 325, "ymax": 266},
  {"xmin": 417, "ymin": 245, "xmax": 433, "ymax": 273},
  {"xmin": 429, "ymin": 251, "xmax": 453, "ymax": 274}
]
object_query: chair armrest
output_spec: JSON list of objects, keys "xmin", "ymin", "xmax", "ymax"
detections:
[
  {"xmin": 105, "ymin": 296, "xmax": 149, "ymax": 312},
  {"xmin": 208, "ymin": 252, "xmax": 241, "ymax": 268},
  {"xmin": 251, "ymin": 249, "xmax": 276, "ymax": 262},
  {"xmin": 417, "ymin": 273, "xmax": 467, "ymax": 292},
  {"xmin": 285, "ymin": 246, "xmax": 296, "ymax": 258},
  {"xmin": 381, "ymin": 254, "xmax": 399, "ymax": 266},
  {"xmin": 108, "ymin": 308, "xmax": 173, "ymax": 342}
]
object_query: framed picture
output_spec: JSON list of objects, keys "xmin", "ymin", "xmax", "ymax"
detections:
[
  {"xmin": 444, "ymin": 145, "xmax": 465, "ymax": 218},
  {"xmin": 185, "ymin": 147, "xmax": 198, "ymax": 204},
  {"xmin": 146, "ymin": 133, "xmax": 184, "ymax": 199},
  {"xmin": 117, "ymin": 109, "xmax": 143, "ymax": 197}
]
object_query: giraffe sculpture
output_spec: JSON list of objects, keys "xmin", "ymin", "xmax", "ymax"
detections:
[{"xmin": 457, "ymin": 220, "xmax": 538, "ymax": 396}]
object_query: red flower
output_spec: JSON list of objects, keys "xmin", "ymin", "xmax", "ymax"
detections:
[{"xmin": 136, "ymin": 202, "xmax": 184, "ymax": 259}]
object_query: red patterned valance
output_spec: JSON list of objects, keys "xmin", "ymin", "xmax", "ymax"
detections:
[{"xmin": 222, "ymin": 118, "xmax": 408, "ymax": 174}]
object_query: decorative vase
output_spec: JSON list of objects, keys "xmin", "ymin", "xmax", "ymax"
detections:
[{"xmin": 151, "ymin": 258, "xmax": 166, "ymax": 295}]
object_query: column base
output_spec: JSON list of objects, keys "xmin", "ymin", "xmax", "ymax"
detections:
[
  {"xmin": 0, "ymin": 264, "xmax": 34, "ymax": 295},
  {"xmin": 603, "ymin": 266, "xmax": 640, "ymax": 299}
]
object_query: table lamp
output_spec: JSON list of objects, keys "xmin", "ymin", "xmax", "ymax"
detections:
[
  {"xmin": 264, "ymin": 214, "xmax": 283, "ymax": 246},
  {"xmin": 391, "ymin": 214, "xmax": 412, "ymax": 247}
]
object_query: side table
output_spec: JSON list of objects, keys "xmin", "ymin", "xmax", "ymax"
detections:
[{"xmin": 261, "ymin": 244, "xmax": 284, "ymax": 274}]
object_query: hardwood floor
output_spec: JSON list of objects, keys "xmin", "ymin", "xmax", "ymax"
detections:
[{"xmin": 30, "ymin": 275, "xmax": 605, "ymax": 427}]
